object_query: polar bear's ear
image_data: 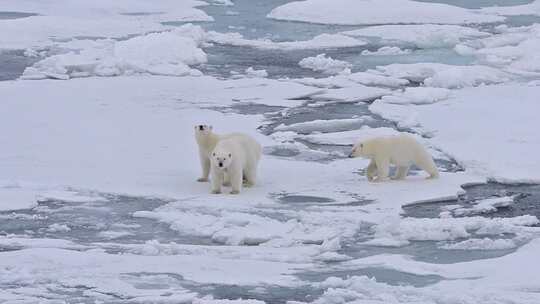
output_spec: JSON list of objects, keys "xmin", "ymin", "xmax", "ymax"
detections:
[
  {"xmin": 209, "ymin": 125, "xmax": 213, "ymax": 130},
  {"xmin": 228, "ymin": 153, "xmax": 232, "ymax": 158},
  {"xmin": 212, "ymin": 152, "xmax": 216, "ymax": 157}
]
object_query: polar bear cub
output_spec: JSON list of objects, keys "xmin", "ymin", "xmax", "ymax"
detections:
[
  {"xmin": 349, "ymin": 133, "xmax": 439, "ymax": 182},
  {"xmin": 210, "ymin": 134, "xmax": 261, "ymax": 194}
]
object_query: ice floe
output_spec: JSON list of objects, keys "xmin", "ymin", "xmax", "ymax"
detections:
[
  {"xmin": 344, "ymin": 24, "xmax": 490, "ymax": 48},
  {"xmin": 21, "ymin": 25, "xmax": 208, "ymax": 79},
  {"xmin": 268, "ymin": 0, "xmax": 504, "ymax": 25}
]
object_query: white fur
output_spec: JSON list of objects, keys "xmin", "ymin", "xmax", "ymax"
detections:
[
  {"xmin": 195, "ymin": 125, "xmax": 220, "ymax": 182},
  {"xmin": 350, "ymin": 133, "xmax": 439, "ymax": 182},
  {"xmin": 210, "ymin": 134, "xmax": 262, "ymax": 194}
]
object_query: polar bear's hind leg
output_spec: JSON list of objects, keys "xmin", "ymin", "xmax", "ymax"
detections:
[
  {"xmin": 416, "ymin": 157, "xmax": 439, "ymax": 179},
  {"xmin": 243, "ymin": 166, "xmax": 257, "ymax": 187}
]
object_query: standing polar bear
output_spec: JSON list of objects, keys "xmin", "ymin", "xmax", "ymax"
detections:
[
  {"xmin": 194, "ymin": 125, "xmax": 243, "ymax": 183},
  {"xmin": 210, "ymin": 134, "xmax": 261, "ymax": 194},
  {"xmin": 349, "ymin": 133, "xmax": 439, "ymax": 182}
]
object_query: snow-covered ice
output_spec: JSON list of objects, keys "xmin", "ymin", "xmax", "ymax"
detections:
[{"xmin": 2, "ymin": 0, "xmax": 540, "ymax": 302}]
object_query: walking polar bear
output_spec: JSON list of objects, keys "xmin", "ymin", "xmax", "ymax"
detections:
[
  {"xmin": 194, "ymin": 125, "xmax": 261, "ymax": 194},
  {"xmin": 349, "ymin": 133, "xmax": 439, "ymax": 182}
]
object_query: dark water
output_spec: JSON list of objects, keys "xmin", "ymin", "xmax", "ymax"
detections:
[
  {"xmin": 0, "ymin": 194, "xmax": 220, "ymax": 251},
  {"xmin": 0, "ymin": 11, "xmax": 37, "ymax": 19},
  {"xmin": 404, "ymin": 182, "xmax": 540, "ymax": 220},
  {"xmin": 0, "ymin": 50, "xmax": 38, "ymax": 81}
]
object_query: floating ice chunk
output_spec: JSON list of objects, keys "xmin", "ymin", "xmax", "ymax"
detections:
[
  {"xmin": 210, "ymin": 0, "xmax": 234, "ymax": 6},
  {"xmin": 346, "ymin": 72, "xmax": 410, "ymax": 87},
  {"xmin": 245, "ymin": 67, "xmax": 268, "ymax": 78},
  {"xmin": 440, "ymin": 238, "xmax": 517, "ymax": 250},
  {"xmin": 311, "ymin": 85, "xmax": 391, "ymax": 103},
  {"xmin": 46, "ymin": 223, "xmax": 71, "ymax": 232},
  {"xmin": 453, "ymin": 196, "xmax": 515, "ymax": 216},
  {"xmin": 298, "ymin": 54, "xmax": 352, "ymax": 75},
  {"xmin": 379, "ymin": 87, "xmax": 452, "ymax": 105},
  {"xmin": 344, "ymin": 24, "xmax": 490, "ymax": 48},
  {"xmin": 207, "ymin": 31, "xmax": 367, "ymax": 50},
  {"xmin": 294, "ymin": 72, "xmax": 409, "ymax": 89},
  {"xmin": 21, "ymin": 25, "xmax": 207, "ymax": 80},
  {"xmin": 275, "ymin": 117, "xmax": 372, "ymax": 134},
  {"xmin": 361, "ymin": 46, "xmax": 411, "ymax": 56},
  {"xmin": 376, "ymin": 63, "xmax": 511, "ymax": 88},
  {"xmin": 98, "ymin": 230, "xmax": 134, "ymax": 239},
  {"xmin": 367, "ymin": 215, "xmax": 538, "ymax": 247},
  {"xmin": 267, "ymin": 0, "xmax": 504, "ymax": 25}
]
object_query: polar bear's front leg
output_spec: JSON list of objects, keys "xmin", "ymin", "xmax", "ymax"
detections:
[
  {"xmin": 366, "ymin": 159, "xmax": 377, "ymax": 182},
  {"xmin": 222, "ymin": 172, "xmax": 231, "ymax": 186},
  {"xmin": 229, "ymin": 168, "xmax": 243, "ymax": 194},
  {"xmin": 211, "ymin": 169, "xmax": 223, "ymax": 194},
  {"xmin": 198, "ymin": 151, "xmax": 210, "ymax": 182},
  {"xmin": 374, "ymin": 157, "xmax": 390, "ymax": 182}
]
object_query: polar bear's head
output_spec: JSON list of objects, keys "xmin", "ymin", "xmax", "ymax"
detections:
[
  {"xmin": 212, "ymin": 150, "xmax": 233, "ymax": 170},
  {"xmin": 349, "ymin": 142, "xmax": 367, "ymax": 158},
  {"xmin": 194, "ymin": 124, "xmax": 213, "ymax": 136}
]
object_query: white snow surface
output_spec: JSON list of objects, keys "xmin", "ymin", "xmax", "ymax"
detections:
[{"xmin": 267, "ymin": 0, "xmax": 504, "ymax": 25}]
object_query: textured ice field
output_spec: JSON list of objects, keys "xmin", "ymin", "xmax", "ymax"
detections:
[{"xmin": 1, "ymin": 0, "xmax": 540, "ymax": 303}]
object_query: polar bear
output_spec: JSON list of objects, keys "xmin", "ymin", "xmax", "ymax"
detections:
[
  {"xmin": 210, "ymin": 134, "xmax": 262, "ymax": 194},
  {"xmin": 349, "ymin": 133, "xmax": 439, "ymax": 182},
  {"xmin": 194, "ymin": 124, "xmax": 221, "ymax": 182}
]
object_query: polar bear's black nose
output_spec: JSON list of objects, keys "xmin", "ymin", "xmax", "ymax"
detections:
[
  {"xmin": 199, "ymin": 125, "xmax": 204, "ymax": 131},
  {"xmin": 218, "ymin": 162, "xmax": 223, "ymax": 167}
]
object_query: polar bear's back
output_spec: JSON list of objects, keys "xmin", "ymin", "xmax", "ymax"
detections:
[{"xmin": 216, "ymin": 133, "xmax": 262, "ymax": 164}]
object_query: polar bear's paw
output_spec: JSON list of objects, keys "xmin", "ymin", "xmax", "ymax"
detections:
[
  {"xmin": 230, "ymin": 190, "xmax": 240, "ymax": 195},
  {"xmin": 211, "ymin": 189, "xmax": 221, "ymax": 194},
  {"xmin": 197, "ymin": 177, "xmax": 209, "ymax": 182}
]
